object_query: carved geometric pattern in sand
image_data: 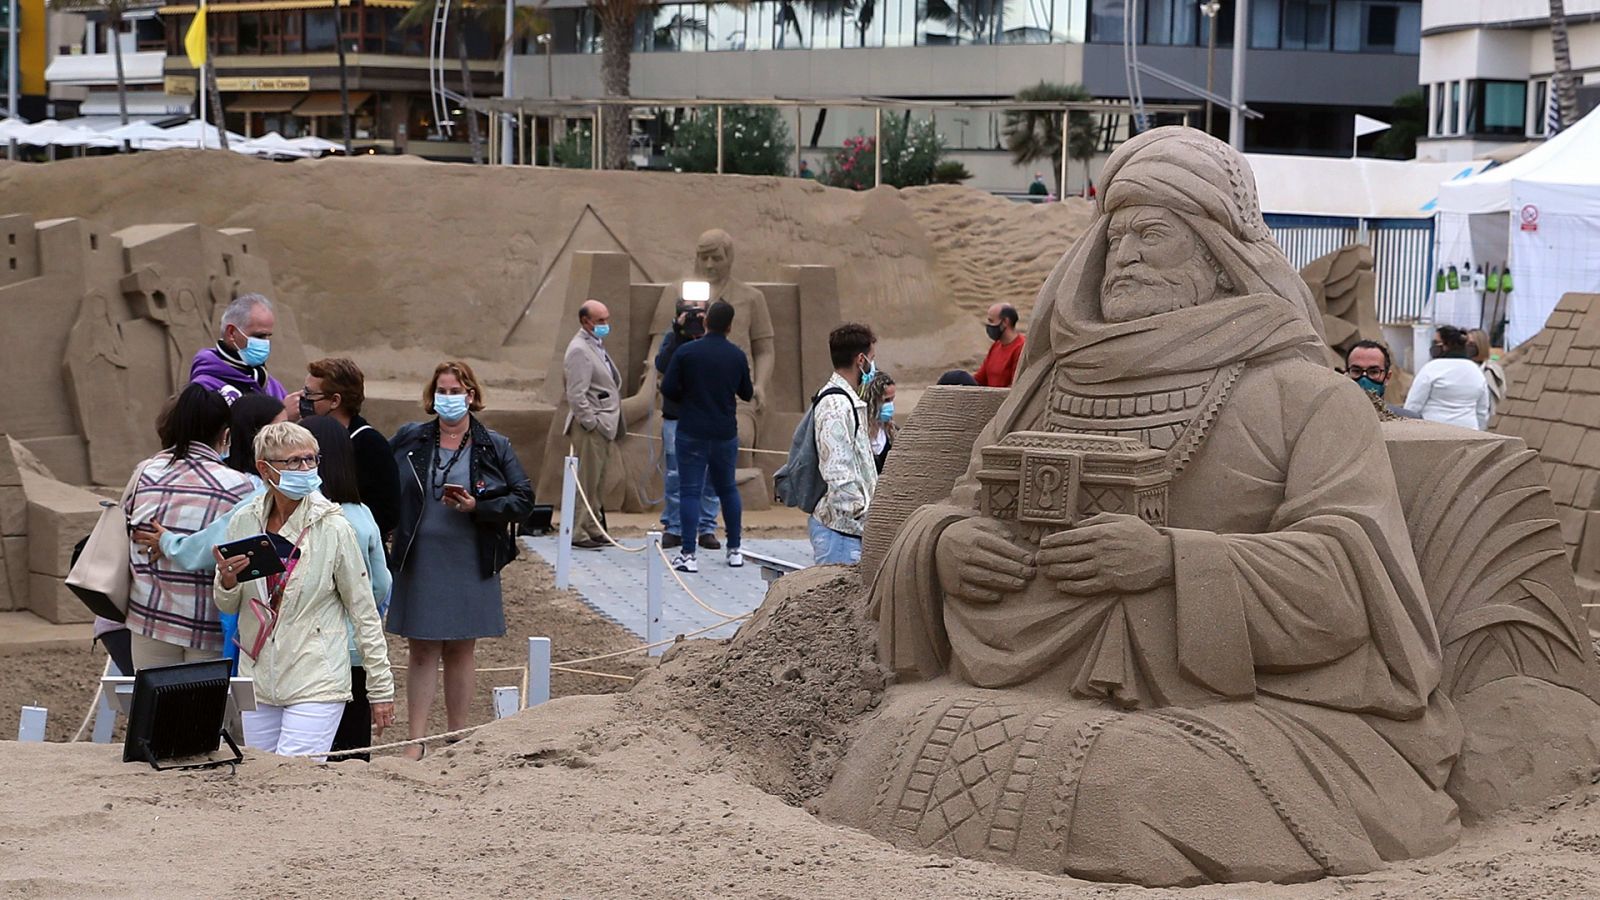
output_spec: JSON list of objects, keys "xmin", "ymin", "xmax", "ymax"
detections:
[{"xmin": 894, "ymin": 698, "xmax": 1031, "ymax": 852}]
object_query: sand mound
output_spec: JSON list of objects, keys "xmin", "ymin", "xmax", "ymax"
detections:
[
  {"xmin": 631, "ymin": 565, "xmax": 885, "ymax": 805},
  {"xmin": 0, "ymin": 156, "xmax": 1094, "ymax": 390},
  {"xmin": 7, "ymin": 567, "xmax": 1600, "ymax": 896},
  {"xmin": 901, "ymin": 186, "xmax": 1094, "ymax": 321}
]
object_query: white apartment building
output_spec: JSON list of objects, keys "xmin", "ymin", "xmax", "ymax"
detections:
[
  {"xmin": 44, "ymin": 3, "xmax": 189, "ymax": 125},
  {"xmin": 1419, "ymin": 0, "xmax": 1600, "ymax": 160}
]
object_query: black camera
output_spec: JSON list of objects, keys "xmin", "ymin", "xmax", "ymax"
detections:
[{"xmin": 676, "ymin": 302, "xmax": 707, "ymax": 338}]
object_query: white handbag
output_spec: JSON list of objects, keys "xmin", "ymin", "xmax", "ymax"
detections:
[{"xmin": 64, "ymin": 464, "xmax": 145, "ymax": 621}]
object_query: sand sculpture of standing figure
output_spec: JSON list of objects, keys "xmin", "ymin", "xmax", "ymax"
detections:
[
  {"xmin": 642, "ymin": 230, "xmax": 776, "ymax": 450},
  {"xmin": 841, "ymin": 127, "xmax": 1463, "ymax": 885}
]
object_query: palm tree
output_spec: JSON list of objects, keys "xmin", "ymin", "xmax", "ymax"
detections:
[
  {"xmin": 1548, "ymin": 0, "xmax": 1579, "ymax": 131},
  {"xmin": 1004, "ymin": 82, "xmax": 1099, "ymax": 197},
  {"xmin": 404, "ymin": 0, "xmax": 493, "ymax": 163},
  {"xmin": 49, "ymin": 0, "xmax": 131, "ymax": 128}
]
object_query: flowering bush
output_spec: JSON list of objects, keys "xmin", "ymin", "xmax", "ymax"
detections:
[
  {"xmin": 666, "ymin": 106, "xmax": 794, "ymax": 176},
  {"xmin": 551, "ymin": 123, "xmax": 593, "ymax": 169},
  {"xmin": 820, "ymin": 115, "xmax": 950, "ymax": 190}
]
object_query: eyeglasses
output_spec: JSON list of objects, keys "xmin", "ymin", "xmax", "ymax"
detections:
[
  {"xmin": 265, "ymin": 453, "xmax": 321, "ymax": 471},
  {"xmin": 301, "ymin": 390, "xmax": 330, "ymax": 401},
  {"xmin": 1345, "ymin": 366, "xmax": 1388, "ymax": 379}
]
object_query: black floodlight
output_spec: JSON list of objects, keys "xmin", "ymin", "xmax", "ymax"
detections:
[
  {"xmin": 122, "ymin": 660, "xmax": 243, "ymax": 772},
  {"xmin": 522, "ymin": 504, "xmax": 554, "ymax": 535}
]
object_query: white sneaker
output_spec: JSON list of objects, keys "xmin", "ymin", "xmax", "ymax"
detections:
[
  {"xmin": 726, "ymin": 547, "xmax": 744, "ymax": 568},
  {"xmin": 671, "ymin": 553, "xmax": 698, "ymax": 573}
]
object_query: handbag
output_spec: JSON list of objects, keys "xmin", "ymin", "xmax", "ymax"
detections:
[{"xmin": 65, "ymin": 463, "xmax": 146, "ymax": 622}]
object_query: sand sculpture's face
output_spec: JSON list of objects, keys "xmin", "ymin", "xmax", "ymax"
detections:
[
  {"xmin": 1100, "ymin": 206, "xmax": 1223, "ymax": 324},
  {"xmin": 696, "ymin": 244, "xmax": 733, "ymax": 284}
]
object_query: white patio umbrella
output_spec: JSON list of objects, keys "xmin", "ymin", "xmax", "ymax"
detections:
[
  {"xmin": 104, "ymin": 121, "xmax": 174, "ymax": 147},
  {"xmin": 145, "ymin": 120, "xmax": 249, "ymax": 150},
  {"xmin": 238, "ymin": 131, "xmax": 312, "ymax": 159},
  {"xmin": 287, "ymin": 135, "xmax": 343, "ymax": 155}
]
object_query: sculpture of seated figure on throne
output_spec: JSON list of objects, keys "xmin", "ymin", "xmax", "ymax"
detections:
[{"xmin": 823, "ymin": 127, "xmax": 1472, "ymax": 885}]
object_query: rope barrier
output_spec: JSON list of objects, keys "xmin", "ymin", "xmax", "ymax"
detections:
[
  {"xmin": 568, "ymin": 468, "xmax": 648, "ymax": 553},
  {"xmin": 286, "ymin": 724, "xmax": 483, "ymax": 759},
  {"xmin": 550, "ymin": 665, "xmax": 637, "ymax": 682},
  {"xmin": 554, "ymin": 615, "xmax": 749, "ymax": 667},
  {"xmin": 653, "ymin": 542, "xmax": 746, "ymax": 620},
  {"xmin": 630, "ymin": 433, "xmax": 792, "ymax": 458}
]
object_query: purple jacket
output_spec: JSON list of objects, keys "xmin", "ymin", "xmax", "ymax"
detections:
[{"xmin": 189, "ymin": 344, "xmax": 287, "ymax": 404}]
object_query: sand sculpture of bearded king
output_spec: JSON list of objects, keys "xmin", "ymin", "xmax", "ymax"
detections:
[{"xmin": 821, "ymin": 128, "xmax": 1468, "ymax": 885}]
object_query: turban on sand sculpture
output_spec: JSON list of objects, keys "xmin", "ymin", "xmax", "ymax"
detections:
[{"xmin": 824, "ymin": 128, "xmax": 1463, "ymax": 885}]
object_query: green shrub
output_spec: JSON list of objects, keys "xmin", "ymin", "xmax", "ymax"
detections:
[
  {"xmin": 932, "ymin": 160, "xmax": 973, "ymax": 184},
  {"xmin": 666, "ymin": 106, "xmax": 794, "ymax": 176},
  {"xmin": 819, "ymin": 115, "xmax": 951, "ymax": 191},
  {"xmin": 552, "ymin": 123, "xmax": 593, "ymax": 169}
]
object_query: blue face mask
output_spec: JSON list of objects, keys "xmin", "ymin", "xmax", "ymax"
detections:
[
  {"xmin": 860, "ymin": 358, "xmax": 877, "ymax": 386},
  {"xmin": 241, "ymin": 336, "xmax": 271, "ymax": 367},
  {"xmin": 269, "ymin": 465, "xmax": 322, "ymax": 500},
  {"xmin": 1356, "ymin": 376, "xmax": 1386, "ymax": 398},
  {"xmin": 879, "ymin": 401, "xmax": 895, "ymax": 422},
  {"xmin": 593, "ymin": 323, "xmax": 611, "ymax": 340},
  {"xmin": 434, "ymin": 393, "xmax": 470, "ymax": 423}
]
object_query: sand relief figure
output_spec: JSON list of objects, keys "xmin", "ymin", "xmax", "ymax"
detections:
[
  {"xmin": 632, "ymin": 229, "xmax": 776, "ymax": 451},
  {"xmin": 824, "ymin": 128, "xmax": 1600, "ymax": 886}
]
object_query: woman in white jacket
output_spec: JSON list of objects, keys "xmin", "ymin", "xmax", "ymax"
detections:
[
  {"xmin": 214, "ymin": 422, "xmax": 395, "ymax": 759},
  {"xmin": 1405, "ymin": 325, "xmax": 1492, "ymax": 430}
]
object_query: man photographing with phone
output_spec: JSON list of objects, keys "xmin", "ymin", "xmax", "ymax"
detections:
[{"xmin": 655, "ymin": 281, "xmax": 723, "ymax": 550}]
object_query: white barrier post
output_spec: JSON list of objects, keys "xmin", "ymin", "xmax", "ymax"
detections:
[
  {"xmin": 17, "ymin": 706, "xmax": 46, "ymax": 743},
  {"xmin": 556, "ymin": 455, "xmax": 577, "ymax": 589},
  {"xmin": 91, "ymin": 659, "xmax": 125, "ymax": 744},
  {"xmin": 492, "ymin": 686, "xmax": 521, "ymax": 719},
  {"xmin": 527, "ymin": 637, "xmax": 551, "ymax": 708},
  {"xmin": 647, "ymin": 531, "xmax": 664, "ymax": 655}
]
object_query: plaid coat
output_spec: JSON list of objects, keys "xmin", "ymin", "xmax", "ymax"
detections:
[{"xmin": 124, "ymin": 446, "xmax": 255, "ymax": 650}]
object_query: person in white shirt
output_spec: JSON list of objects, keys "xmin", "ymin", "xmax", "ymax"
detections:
[
  {"xmin": 810, "ymin": 323, "xmax": 880, "ymax": 565},
  {"xmin": 1405, "ymin": 325, "xmax": 1492, "ymax": 430}
]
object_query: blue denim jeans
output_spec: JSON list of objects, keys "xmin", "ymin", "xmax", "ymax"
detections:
[
  {"xmin": 661, "ymin": 418, "xmax": 720, "ymax": 537},
  {"xmin": 677, "ymin": 433, "xmax": 741, "ymax": 552},
  {"xmin": 808, "ymin": 515, "xmax": 862, "ymax": 565}
]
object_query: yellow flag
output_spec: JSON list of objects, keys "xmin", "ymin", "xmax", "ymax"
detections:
[{"xmin": 184, "ymin": 1, "xmax": 208, "ymax": 69}]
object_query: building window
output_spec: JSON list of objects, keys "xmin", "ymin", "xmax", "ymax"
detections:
[
  {"xmin": 1448, "ymin": 80, "xmax": 1460, "ymax": 135},
  {"xmin": 1464, "ymin": 79, "xmax": 1525, "ymax": 136},
  {"xmin": 1279, "ymin": 1, "xmax": 1331, "ymax": 50},
  {"xmin": 306, "ymin": 11, "xmax": 337, "ymax": 53},
  {"xmin": 1529, "ymin": 79, "xmax": 1549, "ymax": 136}
]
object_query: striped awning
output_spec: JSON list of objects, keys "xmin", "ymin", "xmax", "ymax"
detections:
[
  {"xmin": 225, "ymin": 92, "xmax": 306, "ymax": 112},
  {"xmin": 293, "ymin": 90, "xmax": 373, "ymax": 116}
]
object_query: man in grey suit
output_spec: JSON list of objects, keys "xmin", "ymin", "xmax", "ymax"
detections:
[{"xmin": 563, "ymin": 300, "xmax": 622, "ymax": 549}]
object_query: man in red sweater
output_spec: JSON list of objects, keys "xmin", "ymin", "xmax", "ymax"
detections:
[{"xmin": 974, "ymin": 302, "xmax": 1026, "ymax": 387}]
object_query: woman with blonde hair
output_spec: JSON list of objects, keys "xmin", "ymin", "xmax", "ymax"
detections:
[
  {"xmin": 213, "ymin": 421, "xmax": 395, "ymax": 759},
  {"xmin": 387, "ymin": 361, "xmax": 533, "ymax": 759},
  {"xmin": 862, "ymin": 370, "xmax": 897, "ymax": 474},
  {"xmin": 1466, "ymin": 327, "xmax": 1509, "ymax": 416}
]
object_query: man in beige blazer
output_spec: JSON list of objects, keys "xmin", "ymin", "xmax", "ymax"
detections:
[{"xmin": 562, "ymin": 300, "xmax": 622, "ymax": 549}]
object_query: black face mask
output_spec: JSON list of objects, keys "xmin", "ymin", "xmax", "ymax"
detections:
[
  {"xmin": 985, "ymin": 323, "xmax": 1004, "ymax": 342},
  {"xmin": 298, "ymin": 394, "xmax": 317, "ymax": 420}
]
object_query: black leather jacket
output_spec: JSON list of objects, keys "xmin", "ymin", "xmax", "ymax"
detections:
[{"xmin": 389, "ymin": 416, "xmax": 534, "ymax": 578}]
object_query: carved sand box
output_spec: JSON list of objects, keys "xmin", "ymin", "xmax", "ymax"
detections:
[
  {"xmin": 820, "ymin": 129, "xmax": 1600, "ymax": 887},
  {"xmin": 1490, "ymin": 292, "xmax": 1600, "ymax": 626}
]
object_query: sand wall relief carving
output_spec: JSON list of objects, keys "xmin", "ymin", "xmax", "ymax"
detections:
[
  {"xmin": 0, "ymin": 214, "xmax": 307, "ymax": 622},
  {"xmin": 824, "ymin": 129, "xmax": 1600, "ymax": 887}
]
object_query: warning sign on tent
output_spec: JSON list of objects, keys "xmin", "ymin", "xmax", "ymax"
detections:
[{"xmin": 1520, "ymin": 204, "xmax": 1540, "ymax": 232}]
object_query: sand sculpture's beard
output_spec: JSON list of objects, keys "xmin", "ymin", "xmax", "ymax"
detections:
[{"xmin": 1100, "ymin": 260, "xmax": 1221, "ymax": 323}]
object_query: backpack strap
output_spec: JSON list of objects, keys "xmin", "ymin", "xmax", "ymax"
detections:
[{"xmin": 812, "ymin": 386, "xmax": 860, "ymax": 434}]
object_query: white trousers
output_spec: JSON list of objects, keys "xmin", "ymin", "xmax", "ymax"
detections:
[{"xmin": 242, "ymin": 701, "xmax": 345, "ymax": 760}]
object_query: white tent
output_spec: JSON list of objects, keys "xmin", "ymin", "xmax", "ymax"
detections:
[
  {"xmin": 143, "ymin": 120, "xmax": 249, "ymax": 151},
  {"xmin": 237, "ymin": 132, "xmax": 312, "ymax": 159},
  {"xmin": 1433, "ymin": 105, "xmax": 1600, "ymax": 347},
  {"xmin": 288, "ymin": 135, "xmax": 342, "ymax": 155},
  {"xmin": 1246, "ymin": 154, "xmax": 1486, "ymax": 219}
]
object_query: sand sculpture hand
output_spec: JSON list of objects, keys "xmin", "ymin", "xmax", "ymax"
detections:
[
  {"xmin": 935, "ymin": 517, "xmax": 1035, "ymax": 605},
  {"xmin": 1036, "ymin": 513, "xmax": 1173, "ymax": 596},
  {"xmin": 752, "ymin": 383, "xmax": 767, "ymax": 412}
]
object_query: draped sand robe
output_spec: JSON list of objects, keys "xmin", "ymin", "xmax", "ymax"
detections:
[{"xmin": 861, "ymin": 132, "xmax": 1463, "ymax": 881}]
